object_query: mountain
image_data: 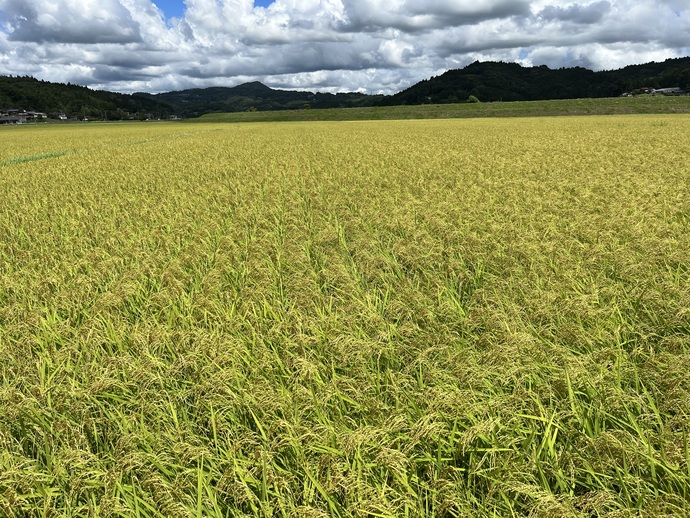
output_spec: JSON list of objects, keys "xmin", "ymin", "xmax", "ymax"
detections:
[
  {"xmin": 0, "ymin": 75, "xmax": 172, "ymax": 120},
  {"xmin": 137, "ymin": 81, "xmax": 383, "ymax": 118},
  {"xmin": 379, "ymin": 57, "xmax": 690, "ymax": 105},
  {"xmin": 2, "ymin": 57, "xmax": 689, "ymax": 120}
]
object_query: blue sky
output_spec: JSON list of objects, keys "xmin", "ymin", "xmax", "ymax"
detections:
[
  {"xmin": 0, "ymin": 0, "xmax": 688, "ymax": 95},
  {"xmin": 154, "ymin": 0, "xmax": 274, "ymax": 20}
]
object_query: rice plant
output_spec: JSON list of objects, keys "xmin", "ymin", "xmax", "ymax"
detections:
[{"xmin": 1, "ymin": 116, "xmax": 689, "ymax": 516}]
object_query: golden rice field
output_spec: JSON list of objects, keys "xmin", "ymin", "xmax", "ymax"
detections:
[{"xmin": 1, "ymin": 116, "xmax": 689, "ymax": 517}]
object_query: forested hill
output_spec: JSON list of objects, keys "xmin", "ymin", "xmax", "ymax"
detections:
[
  {"xmin": 0, "ymin": 76, "xmax": 171, "ymax": 119},
  {"xmin": 379, "ymin": 58, "xmax": 690, "ymax": 105},
  {"xmin": 2, "ymin": 57, "xmax": 689, "ymax": 119},
  {"xmin": 137, "ymin": 81, "xmax": 382, "ymax": 118}
]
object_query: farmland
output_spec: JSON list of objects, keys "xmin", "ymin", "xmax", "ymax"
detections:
[
  {"xmin": 195, "ymin": 95, "xmax": 690, "ymax": 123},
  {"xmin": 1, "ymin": 116, "xmax": 690, "ymax": 516}
]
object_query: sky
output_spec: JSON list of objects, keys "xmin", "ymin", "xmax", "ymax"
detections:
[{"xmin": 0, "ymin": 0, "xmax": 688, "ymax": 95}]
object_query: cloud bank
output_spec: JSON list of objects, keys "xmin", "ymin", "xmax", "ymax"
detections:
[{"xmin": 0, "ymin": 0, "xmax": 688, "ymax": 94}]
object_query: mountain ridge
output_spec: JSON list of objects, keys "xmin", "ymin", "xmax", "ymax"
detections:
[
  {"xmin": 2, "ymin": 57, "xmax": 689, "ymax": 119},
  {"xmin": 135, "ymin": 81, "xmax": 381, "ymax": 117},
  {"xmin": 379, "ymin": 57, "xmax": 690, "ymax": 105}
]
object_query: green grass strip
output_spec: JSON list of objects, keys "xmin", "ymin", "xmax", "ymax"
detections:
[
  {"xmin": 0, "ymin": 151, "xmax": 70, "ymax": 167},
  {"xmin": 192, "ymin": 95, "xmax": 690, "ymax": 123}
]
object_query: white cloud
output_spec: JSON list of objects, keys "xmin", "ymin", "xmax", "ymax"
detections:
[
  {"xmin": 538, "ymin": 1, "xmax": 611, "ymax": 24},
  {"xmin": 0, "ymin": 0, "xmax": 688, "ymax": 95},
  {"xmin": 0, "ymin": 0, "xmax": 142, "ymax": 43}
]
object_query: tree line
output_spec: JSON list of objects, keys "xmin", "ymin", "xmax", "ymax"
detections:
[
  {"xmin": 379, "ymin": 58, "xmax": 690, "ymax": 105},
  {"xmin": 0, "ymin": 76, "xmax": 171, "ymax": 120}
]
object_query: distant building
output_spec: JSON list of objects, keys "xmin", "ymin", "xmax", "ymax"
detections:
[
  {"xmin": 3, "ymin": 108, "xmax": 48, "ymax": 122},
  {"xmin": 1, "ymin": 109, "xmax": 46, "ymax": 122},
  {"xmin": 652, "ymin": 87, "xmax": 686, "ymax": 95},
  {"xmin": 621, "ymin": 86, "xmax": 687, "ymax": 97}
]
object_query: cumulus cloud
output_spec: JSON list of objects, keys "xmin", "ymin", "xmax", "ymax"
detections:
[
  {"xmin": 337, "ymin": 0, "xmax": 531, "ymax": 32},
  {"xmin": 0, "ymin": 0, "xmax": 688, "ymax": 94},
  {"xmin": 0, "ymin": 0, "xmax": 142, "ymax": 43},
  {"xmin": 538, "ymin": 1, "xmax": 611, "ymax": 24}
]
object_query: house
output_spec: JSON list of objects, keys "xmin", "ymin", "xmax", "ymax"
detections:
[
  {"xmin": 1, "ymin": 110, "xmax": 49, "ymax": 123},
  {"xmin": 5, "ymin": 109, "xmax": 33, "ymax": 122},
  {"xmin": 652, "ymin": 87, "xmax": 686, "ymax": 96}
]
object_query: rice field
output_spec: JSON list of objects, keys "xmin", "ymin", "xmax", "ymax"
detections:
[{"xmin": 1, "ymin": 116, "xmax": 689, "ymax": 517}]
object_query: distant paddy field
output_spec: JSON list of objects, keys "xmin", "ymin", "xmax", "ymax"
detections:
[
  {"xmin": 194, "ymin": 95, "xmax": 690, "ymax": 122},
  {"xmin": 1, "ymin": 116, "xmax": 689, "ymax": 516}
]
